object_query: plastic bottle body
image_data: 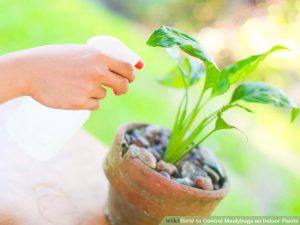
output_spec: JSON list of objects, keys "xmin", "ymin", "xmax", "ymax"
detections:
[{"xmin": 6, "ymin": 97, "xmax": 90, "ymax": 160}]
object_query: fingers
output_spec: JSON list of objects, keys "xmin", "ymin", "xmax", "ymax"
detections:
[
  {"xmin": 82, "ymin": 98, "xmax": 100, "ymax": 111},
  {"xmin": 77, "ymin": 71, "xmax": 127, "ymax": 111},
  {"xmin": 95, "ymin": 69, "xmax": 129, "ymax": 95},
  {"xmin": 97, "ymin": 54, "xmax": 135, "ymax": 82},
  {"xmin": 91, "ymin": 85, "xmax": 107, "ymax": 100},
  {"xmin": 82, "ymin": 86, "xmax": 106, "ymax": 110}
]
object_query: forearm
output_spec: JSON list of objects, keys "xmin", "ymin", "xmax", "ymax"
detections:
[{"xmin": 0, "ymin": 53, "xmax": 27, "ymax": 104}]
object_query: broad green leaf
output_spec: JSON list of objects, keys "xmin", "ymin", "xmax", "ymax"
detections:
[
  {"xmin": 166, "ymin": 47, "xmax": 181, "ymax": 65},
  {"xmin": 231, "ymin": 82, "xmax": 295, "ymax": 107},
  {"xmin": 186, "ymin": 58, "xmax": 205, "ymax": 86},
  {"xmin": 215, "ymin": 112, "xmax": 247, "ymax": 140},
  {"xmin": 220, "ymin": 103, "xmax": 254, "ymax": 114},
  {"xmin": 223, "ymin": 45, "xmax": 288, "ymax": 85},
  {"xmin": 234, "ymin": 104, "xmax": 254, "ymax": 113},
  {"xmin": 291, "ymin": 108, "xmax": 299, "ymax": 122},
  {"xmin": 203, "ymin": 45, "xmax": 288, "ymax": 97},
  {"xmin": 203, "ymin": 62, "xmax": 229, "ymax": 96},
  {"xmin": 215, "ymin": 112, "xmax": 236, "ymax": 131},
  {"xmin": 158, "ymin": 67, "xmax": 185, "ymax": 88},
  {"xmin": 159, "ymin": 58, "xmax": 205, "ymax": 88},
  {"xmin": 231, "ymin": 82, "xmax": 299, "ymax": 122},
  {"xmin": 147, "ymin": 25, "xmax": 218, "ymax": 69}
]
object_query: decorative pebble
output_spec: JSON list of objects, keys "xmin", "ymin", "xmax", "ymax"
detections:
[
  {"xmin": 145, "ymin": 125, "xmax": 161, "ymax": 138},
  {"xmin": 181, "ymin": 161, "xmax": 208, "ymax": 180},
  {"xmin": 173, "ymin": 171, "xmax": 181, "ymax": 178},
  {"xmin": 174, "ymin": 177, "xmax": 193, "ymax": 186},
  {"xmin": 159, "ymin": 135, "xmax": 170, "ymax": 150},
  {"xmin": 192, "ymin": 149, "xmax": 203, "ymax": 162},
  {"xmin": 125, "ymin": 127, "xmax": 226, "ymax": 190},
  {"xmin": 125, "ymin": 145, "xmax": 157, "ymax": 169},
  {"xmin": 126, "ymin": 145, "xmax": 141, "ymax": 157},
  {"xmin": 149, "ymin": 147, "xmax": 162, "ymax": 161},
  {"xmin": 194, "ymin": 176, "xmax": 214, "ymax": 190},
  {"xmin": 199, "ymin": 147, "xmax": 217, "ymax": 163},
  {"xmin": 203, "ymin": 159, "xmax": 225, "ymax": 179},
  {"xmin": 125, "ymin": 133, "xmax": 132, "ymax": 144},
  {"xmin": 153, "ymin": 135, "xmax": 161, "ymax": 145},
  {"xmin": 214, "ymin": 184, "xmax": 220, "ymax": 190},
  {"xmin": 136, "ymin": 148, "xmax": 157, "ymax": 169},
  {"xmin": 160, "ymin": 171, "xmax": 171, "ymax": 179},
  {"xmin": 189, "ymin": 158, "xmax": 202, "ymax": 167},
  {"xmin": 132, "ymin": 130, "xmax": 150, "ymax": 147},
  {"xmin": 156, "ymin": 160, "xmax": 177, "ymax": 176},
  {"xmin": 203, "ymin": 164, "xmax": 220, "ymax": 183},
  {"xmin": 163, "ymin": 129, "xmax": 171, "ymax": 137},
  {"xmin": 152, "ymin": 146, "xmax": 165, "ymax": 158}
]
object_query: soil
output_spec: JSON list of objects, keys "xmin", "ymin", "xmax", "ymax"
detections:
[{"xmin": 122, "ymin": 125, "xmax": 227, "ymax": 191}]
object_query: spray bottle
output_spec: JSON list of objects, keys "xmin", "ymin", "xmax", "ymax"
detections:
[{"xmin": 4, "ymin": 36, "xmax": 143, "ymax": 160}]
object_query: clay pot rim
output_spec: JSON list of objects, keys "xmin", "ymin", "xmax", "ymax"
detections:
[{"xmin": 116, "ymin": 122, "xmax": 230, "ymax": 199}]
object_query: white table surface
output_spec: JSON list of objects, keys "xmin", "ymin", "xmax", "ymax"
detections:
[{"xmin": 0, "ymin": 128, "xmax": 109, "ymax": 225}]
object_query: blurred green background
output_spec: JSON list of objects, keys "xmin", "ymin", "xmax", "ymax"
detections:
[{"xmin": 1, "ymin": 0, "xmax": 300, "ymax": 216}]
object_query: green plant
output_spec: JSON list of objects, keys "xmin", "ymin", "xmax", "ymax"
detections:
[{"xmin": 147, "ymin": 25, "xmax": 299, "ymax": 164}]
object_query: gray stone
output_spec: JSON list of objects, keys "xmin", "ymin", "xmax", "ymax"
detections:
[
  {"xmin": 136, "ymin": 149, "xmax": 157, "ymax": 169},
  {"xmin": 203, "ymin": 159, "xmax": 225, "ymax": 179},
  {"xmin": 174, "ymin": 177, "xmax": 193, "ymax": 186},
  {"xmin": 194, "ymin": 176, "xmax": 214, "ymax": 190},
  {"xmin": 214, "ymin": 184, "xmax": 220, "ymax": 190},
  {"xmin": 199, "ymin": 147, "xmax": 217, "ymax": 162},
  {"xmin": 145, "ymin": 125, "xmax": 161, "ymax": 138},
  {"xmin": 160, "ymin": 171, "xmax": 171, "ymax": 179},
  {"xmin": 153, "ymin": 135, "xmax": 161, "ymax": 144},
  {"xmin": 152, "ymin": 146, "xmax": 165, "ymax": 158},
  {"xmin": 149, "ymin": 147, "xmax": 162, "ymax": 161},
  {"xmin": 125, "ymin": 133, "xmax": 132, "ymax": 144},
  {"xmin": 159, "ymin": 135, "xmax": 169, "ymax": 149},
  {"xmin": 181, "ymin": 161, "xmax": 208, "ymax": 180},
  {"xmin": 132, "ymin": 130, "xmax": 150, "ymax": 147},
  {"xmin": 196, "ymin": 147, "xmax": 226, "ymax": 180},
  {"xmin": 125, "ymin": 145, "xmax": 157, "ymax": 169},
  {"xmin": 126, "ymin": 145, "xmax": 141, "ymax": 157},
  {"xmin": 203, "ymin": 164, "xmax": 220, "ymax": 183},
  {"xmin": 156, "ymin": 160, "xmax": 178, "ymax": 176},
  {"xmin": 189, "ymin": 158, "xmax": 202, "ymax": 167}
]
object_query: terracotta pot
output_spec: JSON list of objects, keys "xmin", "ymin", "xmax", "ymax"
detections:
[{"xmin": 103, "ymin": 123, "xmax": 230, "ymax": 225}]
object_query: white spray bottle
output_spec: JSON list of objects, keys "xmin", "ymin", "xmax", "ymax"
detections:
[{"xmin": 4, "ymin": 36, "xmax": 143, "ymax": 160}]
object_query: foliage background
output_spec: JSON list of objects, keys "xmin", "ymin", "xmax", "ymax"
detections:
[{"xmin": 1, "ymin": 0, "xmax": 300, "ymax": 216}]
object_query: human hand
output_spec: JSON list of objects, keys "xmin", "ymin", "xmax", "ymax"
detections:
[{"xmin": 0, "ymin": 44, "xmax": 134, "ymax": 110}]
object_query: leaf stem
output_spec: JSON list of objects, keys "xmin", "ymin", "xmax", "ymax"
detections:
[
  {"xmin": 165, "ymin": 108, "xmax": 218, "ymax": 162},
  {"xmin": 164, "ymin": 88, "xmax": 210, "ymax": 161},
  {"xmin": 169, "ymin": 129, "xmax": 216, "ymax": 164}
]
